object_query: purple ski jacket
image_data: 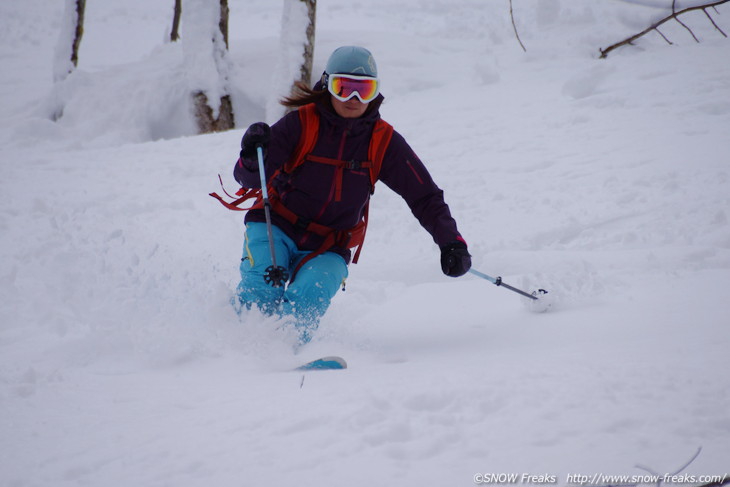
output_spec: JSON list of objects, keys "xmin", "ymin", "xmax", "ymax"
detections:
[{"xmin": 234, "ymin": 93, "xmax": 464, "ymax": 264}]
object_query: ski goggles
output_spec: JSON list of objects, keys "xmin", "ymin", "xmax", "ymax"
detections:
[{"xmin": 327, "ymin": 74, "xmax": 380, "ymax": 103}]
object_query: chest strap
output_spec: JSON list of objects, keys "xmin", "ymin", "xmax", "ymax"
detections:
[{"xmin": 305, "ymin": 154, "xmax": 374, "ymax": 202}]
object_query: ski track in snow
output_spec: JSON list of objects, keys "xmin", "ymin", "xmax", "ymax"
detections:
[{"xmin": 1, "ymin": 1, "xmax": 729, "ymax": 486}]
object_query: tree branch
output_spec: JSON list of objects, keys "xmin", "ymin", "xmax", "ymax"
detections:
[
  {"xmin": 704, "ymin": 7, "xmax": 728, "ymax": 36},
  {"xmin": 71, "ymin": 0, "xmax": 86, "ymax": 68},
  {"xmin": 170, "ymin": 0, "xmax": 181, "ymax": 42},
  {"xmin": 509, "ymin": 0, "xmax": 527, "ymax": 52},
  {"xmin": 655, "ymin": 27, "xmax": 673, "ymax": 44},
  {"xmin": 674, "ymin": 12, "xmax": 701, "ymax": 42},
  {"xmin": 599, "ymin": 0, "xmax": 729, "ymax": 58}
]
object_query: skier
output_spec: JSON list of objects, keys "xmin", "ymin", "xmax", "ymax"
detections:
[{"xmin": 232, "ymin": 45, "xmax": 471, "ymax": 344}]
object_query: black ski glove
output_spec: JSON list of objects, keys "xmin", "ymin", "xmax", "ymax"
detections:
[
  {"xmin": 240, "ymin": 122, "xmax": 271, "ymax": 164},
  {"xmin": 440, "ymin": 241, "xmax": 471, "ymax": 277}
]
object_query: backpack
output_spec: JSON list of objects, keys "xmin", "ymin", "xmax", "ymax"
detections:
[{"xmin": 211, "ymin": 103, "xmax": 394, "ymax": 281}]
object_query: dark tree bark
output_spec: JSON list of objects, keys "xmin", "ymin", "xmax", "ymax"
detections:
[
  {"xmin": 299, "ymin": 0, "xmax": 316, "ymax": 87},
  {"xmin": 52, "ymin": 0, "xmax": 86, "ymax": 119},
  {"xmin": 193, "ymin": 92, "xmax": 234, "ymax": 133},
  {"xmin": 70, "ymin": 0, "xmax": 85, "ymax": 68},
  {"xmin": 219, "ymin": 0, "xmax": 230, "ymax": 49},
  {"xmin": 171, "ymin": 0, "xmax": 182, "ymax": 42}
]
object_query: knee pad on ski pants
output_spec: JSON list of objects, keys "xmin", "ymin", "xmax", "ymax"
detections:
[{"xmin": 236, "ymin": 222, "xmax": 348, "ymax": 336}]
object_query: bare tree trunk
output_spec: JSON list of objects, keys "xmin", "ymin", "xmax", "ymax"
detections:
[
  {"xmin": 267, "ymin": 0, "xmax": 317, "ymax": 120},
  {"xmin": 51, "ymin": 0, "xmax": 86, "ymax": 120},
  {"xmin": 187, "ymin": 0, "xmax": 235, "ymax": 133},
  {"xmin": 70, "ymin": 0, "xmax": 85, "ymax": 68},
  {"xmin": 214, "ymin": 0, "xmax": 234, "ymax": 131},
  {"xmin": 171, "ymin": 0, "xmax": 182, "ymax": 42},
  {"xmin": 219, "ymin": 0, "xmax": 230, "ymax": 49},
  {"xmin": 299, "ymin": 0, "xmax": 316, "ymax": 87},
  {"xmin": 54, "ymin": 0, "xmax": 86, "ymax": 83}
]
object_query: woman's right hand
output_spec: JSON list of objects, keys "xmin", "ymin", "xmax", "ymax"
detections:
[{"xmin": 240, "ymin": 122, "xmax": 271, "ymax": 161}]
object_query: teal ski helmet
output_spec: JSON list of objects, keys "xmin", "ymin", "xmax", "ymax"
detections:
[{"xmin": 324, "ymin": 46, "xmax": 378, "ymax": 78}]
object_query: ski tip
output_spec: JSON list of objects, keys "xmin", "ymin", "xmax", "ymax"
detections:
[{"xmin": 295, "ymin": 356, "xmax": 348, "ymax": 371}]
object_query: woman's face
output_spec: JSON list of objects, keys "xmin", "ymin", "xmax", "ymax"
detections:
[{"xmin": 331, "ymin": 96, "xmax": 369, "ymax": 118}]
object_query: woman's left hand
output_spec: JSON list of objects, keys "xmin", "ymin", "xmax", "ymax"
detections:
[{"xmin": 440, "ymin": 241, "xmax": 471, "ymax": 277}]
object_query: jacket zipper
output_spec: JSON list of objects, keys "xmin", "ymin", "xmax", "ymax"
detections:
[{"xmin": 299, "ymin": 126, "xmax": 350, "ymax": 246}]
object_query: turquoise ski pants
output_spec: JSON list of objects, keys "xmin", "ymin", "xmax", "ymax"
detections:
[{"xmin": 236, "ymin": 222, "xmax": 348, "ymax": 344}]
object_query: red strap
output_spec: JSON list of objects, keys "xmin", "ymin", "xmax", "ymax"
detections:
[
  {"xmin": 269, "ymin": 198, "xmax": 334, "ymax": 237},
  {"xmin": 209, "ymin": 174, "xmax": 262, "ymax": 211},
  {"xmin": 306, "ymin": 155, "xmax": 374, "ymax": 202},
  {"xmin": 288, "ymin": 116, "xmax": 394, "ymax": 265},
  {"xmin": 289, "ymin": 233, "xmax": 337, "ymax": 282},
  {"xmin": 349, "ymin": 119, "xmax": 393, "ymax": 262},
  {"xmin": 209, "ymin": 191, "xmax": 255, "ymax": 211},
  {"xmin": 351, "ymin": 206, "xmax": 368, "ymax": 263},
  {"xmin": 306, "ymin": 154, "xmax": 373, "ymax": 168},
  {"xmin": 285, "ymin": 104, "xmax": 320, "ymax": 173},
  {"xmin": 210, "ymin": 105, "xmax": 394, "ymax": 279},
  {"xmin": 288, "ymin": 218, "xmax": 368, "ymax": 281},
  {"xmin": 367, "ymin": 120, "xmax": 394, "ymax": 188}
]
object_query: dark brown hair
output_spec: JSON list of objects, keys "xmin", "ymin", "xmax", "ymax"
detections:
[{"xmin": 280, "ymin": 81, "xmax": 330, "ymax": 108}]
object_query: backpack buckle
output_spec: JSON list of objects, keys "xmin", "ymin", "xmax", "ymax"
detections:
[
  {"xmin": 294, "ymin": 216, "xmax": 311, "ymax": 231},
  {"xmin": 346, "ymin": 160, "xmax": 362, "ymax": 170},
  {"xmin": 335, "ymin": 230, "xmax": 352, "ymax": 248}
]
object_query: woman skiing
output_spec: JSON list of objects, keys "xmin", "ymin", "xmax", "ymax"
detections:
[{"xmin": 232, "ymin": 46, "xmax": 471, "ymax": 344}]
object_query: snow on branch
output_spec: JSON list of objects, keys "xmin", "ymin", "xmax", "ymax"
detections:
[{"xmin": 599, "ymin": 0, "xmax": 729, "ymax": 58}]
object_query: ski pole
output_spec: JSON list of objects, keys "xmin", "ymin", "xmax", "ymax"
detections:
[
  {"xmin": 468, "ymin": 268, "xmax": 541, "ymax": 300},
  {"xmin": 256, "ymin": 144, "xmax": 289, "ymax": 287}
]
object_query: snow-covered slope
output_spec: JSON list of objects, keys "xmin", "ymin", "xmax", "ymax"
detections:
[{"xmin": 2, "ymin": 1, "xmax": 729, "ymax": 486}]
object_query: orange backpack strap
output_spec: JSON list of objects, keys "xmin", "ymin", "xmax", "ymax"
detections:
[
  {"xmin": 367, "ymin": 119, "xmax": 394, "ymax": 189},
  {"xmin": 284, "ymin": 103, "xmax": 320, "ymax": 173},
  {"xmin": 350, "ymin": 118, "xmax": 394, "ymax": 264}
]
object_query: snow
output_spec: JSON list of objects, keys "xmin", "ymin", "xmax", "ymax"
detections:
[
  {"xmin": 265, "ymin": 0, "xmax": 314, "ymax": 122},
  {"xmin": 182, "ymin": 0, "xmax": 233, "ymax": 119},
  {"xmin": 52, "ymin": 0, "xmax": 79, "ymax": 84},
  {"xmin": 1, "ymin": 0, "xmax": 729, "ymax": 486}
]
